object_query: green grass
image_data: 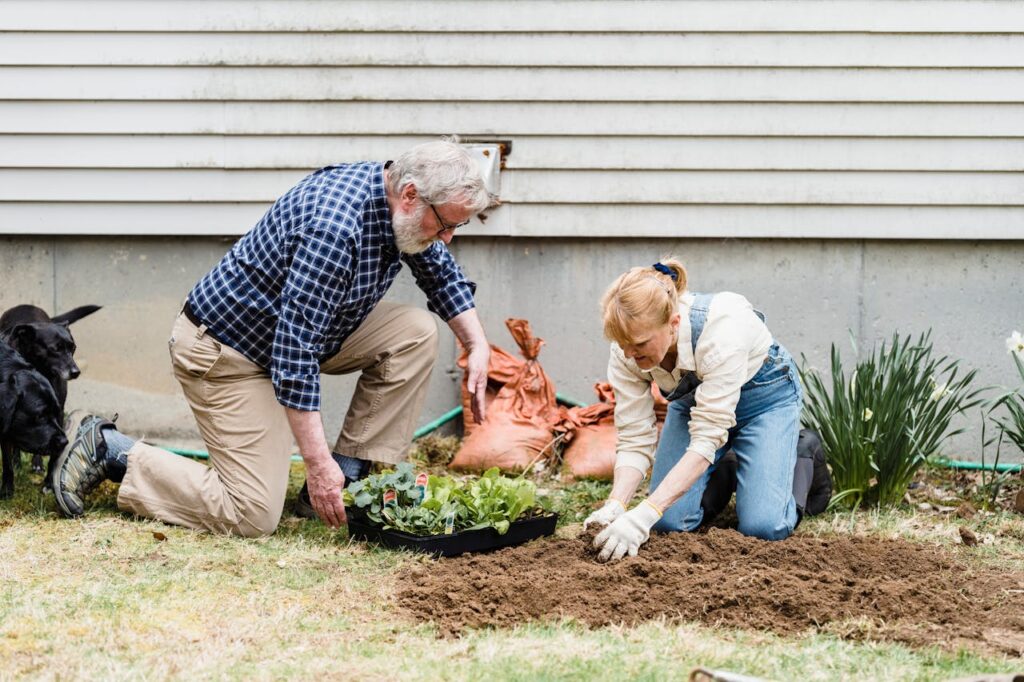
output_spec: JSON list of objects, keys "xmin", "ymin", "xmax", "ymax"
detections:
[{"xmin": 1, "ymin": 459, "xmax": 1022, "ymax": 681}]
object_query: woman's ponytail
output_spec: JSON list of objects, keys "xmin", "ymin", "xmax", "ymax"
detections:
[{"xmin": 601, "ymin": 256, "xmax": 689, "ymax": 345}]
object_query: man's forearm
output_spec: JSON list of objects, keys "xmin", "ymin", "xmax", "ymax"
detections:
[
  {"xmin": 285, "ymin": 407, "xmax": 332, "ymax": 466},
  {"xmin": 447, "ymin": 308, "xmax": 488, "ymax": 350}
]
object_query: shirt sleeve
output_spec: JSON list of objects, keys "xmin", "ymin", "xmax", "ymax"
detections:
[
  {"xmin": 608, "ymin": 345, "xmax": 659, "ymax": 477},
  {"xmin": 402, "ymin": 242, "xmax": 477, "ymax": 321},
  {"xmin": 270, "ymin": 209, "xmax": 357, "ymax": 412},
  {"xmin": 686, "ymin": 317, "xmax": 749, "ymax": 463}
]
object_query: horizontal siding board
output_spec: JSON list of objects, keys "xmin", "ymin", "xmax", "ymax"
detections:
[
  {"xmin": 4, "ymin": 169, "xmax": 1022, "ymax": 206},
  {"xmin": 1, "ymin": 202, "xmax": 1021, "ymax": 240},
  {"xmin": 5, "ymin": 135, "xmax": 1024, "ymax": 172},
  {"xmin": 4, "ymin": 32, "xmax": 1024, "ymax": 68},
  {"xmin": 3, "ymin": 1, "xmax": 1024, "ymax": 33},
  {"xmin": 4, "ymin": 102, "xmax": 1024, "ymax": 136},
  {"xmin": 509, "ymin": 204, "xmax": 1024, "ymax": 239},
  {"xmin": 5, "ymin": 66, "xmax": 1024, "ymax": 103},
  {"xmin": 2, "ymin": 2, "xmax": 1021, "ymax": 241},
  {"xmin": 505, "ymin": 170, "xmax": 1024, "ymax": 206}
]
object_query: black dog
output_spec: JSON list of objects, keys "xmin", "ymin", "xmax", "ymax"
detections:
[
  {"xmin": 0, "ymin": 340, "xmax": 69, "ymax": 498},
  {"xmin": 0, "ymin": 304, "xmax": 100, "ymax": 473}
]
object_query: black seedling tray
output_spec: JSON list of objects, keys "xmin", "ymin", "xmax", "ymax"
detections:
[{"xmin": 347, "ymin": 512, "xmax": 558, "ymax": 558}]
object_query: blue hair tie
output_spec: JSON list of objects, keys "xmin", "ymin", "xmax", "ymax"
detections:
[{"xmin": 652, "ymin": 262, "xmax": 677, "ymax": 281}]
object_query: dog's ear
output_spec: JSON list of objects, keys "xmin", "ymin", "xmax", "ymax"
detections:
[
  {"xmin": 0, "ymin": 373, "xmax": 20, "ymax": 433},
  {"xmin": 10, "ymin": 324, "xmax": 36, "ymax": 345}
]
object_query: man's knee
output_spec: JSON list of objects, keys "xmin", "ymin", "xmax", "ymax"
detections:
[
  {"xmin": 406, "ymin": 308, "xmax": 438, "ymax": 349},
  {"xmin": 233, "ymin": 502, "xmax": 283, "ymax": 538},
  {"xmin": 398, "ymin": 308, "xmax": 439, "ymax": 363}
]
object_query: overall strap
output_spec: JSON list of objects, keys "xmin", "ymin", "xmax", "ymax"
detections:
[{"xmin": 688, "ymin": 292, "xmax": 715, "ymax": 353}]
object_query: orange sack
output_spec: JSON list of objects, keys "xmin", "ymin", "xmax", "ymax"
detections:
[
  {"xmin": 456, "ymin": 343, "xmax": 524, "ymax": 438},
  {"xmin": 449, "ymin": 319, "xmax": 560, "ymax": 473},
  {"xmin": 557, "ymin": 383, "xmax": 617, "ymax": 480},
  {"xmin": 558, "ymin": 383, "xmax": 672, "ymax": 481}
]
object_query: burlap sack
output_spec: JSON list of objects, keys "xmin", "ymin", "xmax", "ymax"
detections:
[
  {"xmin": 456, "ymin": 343, "xmax": 524, "ymax": 438},
  {"xmin": 558, "ymin": 383, "xmax": 671, "ymax": 481},
  {"xmin": 449, "ymin": 319, "xmax": 560, "ymax": 472}
]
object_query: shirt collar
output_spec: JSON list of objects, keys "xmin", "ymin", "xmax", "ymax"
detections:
[
  {"xmin": 372, "ymin": 162, "xmax": 398, "ymax": 257},
  {"xmin": 675, "ymin": 291, "xmax": 696, "ymax": 372}
]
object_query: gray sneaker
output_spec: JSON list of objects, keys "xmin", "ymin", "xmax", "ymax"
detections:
[{"xmin": 52, "ymin": 414, "xmax": 117, "ymax": 518}]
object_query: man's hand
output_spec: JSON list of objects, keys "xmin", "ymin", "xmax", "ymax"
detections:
[
  {"xmin": 583, "ymin": 497, "xmax": 626, "ymax": 531},
  {"xmin": 285, "ymin": 407, "xmax": 347, "ymax": 528},
  {"xmin": 593, "ymin": 500, "xmax": 662, "ymax": 563},
  {"xmin": 465, "ymin": 343, "xmax": 490, "ymax": 424},
  {"xmin": 447, "ymin": 308, "xmax": 491, "ymax": 424},
  {"xmin": 306, "ymin": 456, "xmax": 347, "ymax": 528}
]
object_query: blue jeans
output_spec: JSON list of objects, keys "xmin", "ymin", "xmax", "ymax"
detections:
[{"xmin": 649, "ymin": 343, "xmax": 803, "ymax": 541}]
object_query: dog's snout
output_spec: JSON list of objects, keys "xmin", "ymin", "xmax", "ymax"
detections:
[
  {"xmin": 51, "ymin": 432, "xmax": 69, "ymax": 454},
  {"xmin": 69, "ymin": 366, "xmax": 81, "ymax": 379}
]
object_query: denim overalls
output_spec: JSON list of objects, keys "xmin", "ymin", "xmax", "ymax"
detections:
[{"xmin": 648, "ymin": 293, "xmax": 803, "ymax": 540}]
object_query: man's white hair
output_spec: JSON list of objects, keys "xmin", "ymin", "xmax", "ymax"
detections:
[{"xmin": 387, "ymin": 137, "xmax": 491, "ymax": 213}]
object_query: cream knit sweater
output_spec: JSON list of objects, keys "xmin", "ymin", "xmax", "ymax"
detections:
[{"xmin": 608, "ymin": 291, "xmax": 773, "ymax": 477}]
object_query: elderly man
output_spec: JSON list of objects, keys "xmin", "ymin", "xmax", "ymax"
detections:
[{"xmin": 52, "ymin": 140, "xmax": 493, "ymax": 537}]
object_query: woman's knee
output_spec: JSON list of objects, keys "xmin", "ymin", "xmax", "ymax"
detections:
[
  {"xmin": 653, "ymin": 506, "xmax": 703, "ymax": 533},
  {"xmin": 737, "ymin": 513, "xmax": 794, "ymax": 541}
]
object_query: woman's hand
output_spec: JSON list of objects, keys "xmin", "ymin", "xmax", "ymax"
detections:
[
  {"xmin": 593, "ymin": 500, "xmax": 662, "ymax": 562},
  {"xmin": 583, "ymin": 498, "xmax": 626, "ymax": 531}
]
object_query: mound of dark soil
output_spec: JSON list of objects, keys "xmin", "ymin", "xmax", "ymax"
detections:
[{"xmin": 397, "ymin": 528, "xmax": 1024, "ymax": 653}]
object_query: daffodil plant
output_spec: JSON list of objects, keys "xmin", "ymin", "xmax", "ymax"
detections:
[{"xmin": 800, "ymin": 331, "xmax": 982, "ymax": 508}]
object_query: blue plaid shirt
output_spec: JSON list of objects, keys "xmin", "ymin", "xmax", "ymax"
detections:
[{"xmin": 187, "ymin": 162, "xmax": 477, "ymax": 412}]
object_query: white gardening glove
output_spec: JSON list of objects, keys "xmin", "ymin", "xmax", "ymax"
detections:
[
  {"xmin": 593, "ymin": 500, "xmax": 663, "ymax": 563},
  {"xmin": 583, "ymin": 498, "xmax": 626, "ymax": 531}
]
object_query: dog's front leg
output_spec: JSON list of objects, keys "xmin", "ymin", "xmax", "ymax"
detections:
[{"xmin": 1, "ymin": 440, "xmax": 15, "ymax": 499}]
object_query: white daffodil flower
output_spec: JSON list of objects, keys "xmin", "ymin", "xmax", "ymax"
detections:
[
  {"xmin": 862, "ymin": 407, "xmax": 873, "ymax": 422},
  {"xmin": 1007, "ymin": 330, "xmax": 1024, "ymax": 358},
  {"xmin": 930, "ymin": 382, "xmax": 951, "ymax": 401}
]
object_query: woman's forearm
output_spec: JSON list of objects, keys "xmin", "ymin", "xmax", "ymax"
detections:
[
  {"xmin": 608, "ymin": 466, "xmax": 645, "ymax": 505},
  {"xmin": 647, "ymin": 450, "xmax": 711, "ymax": 512}
]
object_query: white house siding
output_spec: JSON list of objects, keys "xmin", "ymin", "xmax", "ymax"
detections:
[
  {"xmin": 1, "ymin": 1, "xmax": 1023, "ymax": 459},
  {"xmin": 1, "ymin": 0, "xmax": 1023, "ymax": 240}
]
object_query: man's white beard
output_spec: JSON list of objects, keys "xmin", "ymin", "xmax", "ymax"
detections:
[{"xmin": 392, "ymin": 204, "xmax": 435, "ymax": 254}]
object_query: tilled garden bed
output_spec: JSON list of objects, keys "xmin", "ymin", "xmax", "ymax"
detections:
[{"xmin": 398, "ymin": 528, "xmax": 1024, "ymax": 653}]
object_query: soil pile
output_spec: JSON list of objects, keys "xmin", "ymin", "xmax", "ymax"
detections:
[{"xmin": 397, "ymin": 528, "xmax": 1024, "ymax": 653}]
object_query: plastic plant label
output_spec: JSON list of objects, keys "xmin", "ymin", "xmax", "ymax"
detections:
[
  {"xmin": 383, "ymin": 489, "xmax": 397, "ymax": 508},
  {"xmin": 415, "ymin": 472, "xmax": 428, "ymax": 504},
  {"xmin": 444, "ymin": 511, "xmax": 455, "ymax": 535}
]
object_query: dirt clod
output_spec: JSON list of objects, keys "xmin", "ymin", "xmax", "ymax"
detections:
[
  {"xmin": 397, "ymin": 528, "xmax": 1024, "ymax": 652},
  {"xmin": 956, "ymin": 501, "xmax": 977, "ymax": 519},
  {"xmin": 959, "ymin": 526, "xmax": 978, "ymax": 546}
]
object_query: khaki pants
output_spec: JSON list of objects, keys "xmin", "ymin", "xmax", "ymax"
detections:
[{"xmin": 117, "ymin": 301, "xmax": 439, "ymax": 537}]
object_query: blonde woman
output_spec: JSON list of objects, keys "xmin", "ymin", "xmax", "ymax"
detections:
[{"xmin": 586, "ymin": 260, "xmax": 805, "ymax": 562}]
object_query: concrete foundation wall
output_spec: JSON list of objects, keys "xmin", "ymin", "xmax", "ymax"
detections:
[{"xmin": 2, "ymin": 235, "xmax": 1021, "ymax": 463}]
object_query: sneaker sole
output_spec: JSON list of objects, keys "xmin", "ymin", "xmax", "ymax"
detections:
[
  {"xmin": 50, "ymin": 445, "xmax": 80, "ymax": 518},
  {"xmin": 50, "ymin": 411, "xmax": 104, "ymax": 519}
]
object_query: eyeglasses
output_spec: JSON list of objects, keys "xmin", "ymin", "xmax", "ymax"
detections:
[{"xmin": 429, "ymin": 203, "xmax": 471, "ymax": 236}]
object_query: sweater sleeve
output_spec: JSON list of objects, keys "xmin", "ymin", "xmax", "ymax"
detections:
[{"xmin": 608, "ymin": 344, "xmax": 659, "ymax": 477}]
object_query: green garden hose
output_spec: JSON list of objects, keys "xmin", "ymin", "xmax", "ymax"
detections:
[{"xmin": 164, "ymin": 396, "xmax": 1022, "ymax": 474}]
